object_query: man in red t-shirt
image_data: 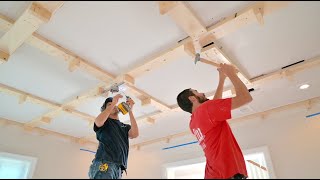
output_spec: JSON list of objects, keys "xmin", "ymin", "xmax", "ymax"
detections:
[{"xmin": 177, "ymin": 63, "xmax": 253, "ymax": 179}]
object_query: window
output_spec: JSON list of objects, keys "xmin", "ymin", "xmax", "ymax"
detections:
[
  {"xmin": 0, "ymin": 152, "xmax": 37, "ymax": 179},
  {"xmin": 164, "ymin": 146, "xmax": 276, "ymax": 179},
  {"xmin": 243, "ymin": 146, "xmax": 276, "ymax": 179}
]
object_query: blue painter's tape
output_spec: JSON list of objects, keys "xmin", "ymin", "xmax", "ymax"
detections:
[
  {"xmin": 80, "ymin": 148, "xmax": 96, "ymax": 154},
  {"xmin": 306, "ymin": 112, "xmax": 320, "ymax": 118},
  {"xmin": 162, "ymin": 141, "xmax": 198, "ymax": 150}
]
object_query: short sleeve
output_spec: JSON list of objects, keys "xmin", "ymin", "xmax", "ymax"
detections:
[
  {"xmin": 125, "ymin": 124, "xmax": 131, "ymax": 132},
  {"xmin": 206, "ymin": 98, "xmax": 232, "ymax": 123},
  {"xmin": 94, "ymin": 121, "xmax": 106, "ymax": 132}
]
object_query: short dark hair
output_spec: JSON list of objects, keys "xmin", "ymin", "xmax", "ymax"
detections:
[
  {"xmin": 176, "ymin": 88, "xmax": 195, "ymax": 113},
  {"xmin": 101, "ymin": 97, "xmax": 113, "ymax": 112}
]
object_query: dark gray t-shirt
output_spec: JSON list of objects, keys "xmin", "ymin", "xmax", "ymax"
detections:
[{"xmin": 93, "ymin": 118, "xmax": 131, "ymax": 170}]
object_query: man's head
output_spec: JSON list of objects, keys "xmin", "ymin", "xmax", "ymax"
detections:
[
  {"xmin": 176, "ymin": 88, "xmax": 208, "ymax": 113},
  {"xmin": 101, "ymin": 97, "xmax": 119, "ymax": 115}
]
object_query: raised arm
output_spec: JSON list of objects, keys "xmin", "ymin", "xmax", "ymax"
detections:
[
  {"xmin": 95, "ymin": 94, "xmax": 122, "ymax": 127},
  {"xmin": 220, "ymin": 63, "xmax": 252, "ymax": 109},
  {"xmin": 127, "ymin": 98, "xmax": 139, "ymax": 139},
  {"xmin": 213, "ymin": 67, "xmax": 227, "ymax": 100}
]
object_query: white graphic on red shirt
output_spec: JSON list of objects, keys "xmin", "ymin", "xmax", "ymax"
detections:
[{"xmin": 193, "ymin": 128, "xmax": 206, "ymax": 150}]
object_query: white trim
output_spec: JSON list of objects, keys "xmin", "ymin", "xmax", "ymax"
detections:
[
  {"xmin": 0, "ymin": 151, "xmax": 37, "ymax": 179},
  {"xmin": 161, "ymin": 156, "xmax": 205, "ymax": 179},
  {"xmin": 242, "ymin": 146, "xmax": 277, "ymax": 179}
]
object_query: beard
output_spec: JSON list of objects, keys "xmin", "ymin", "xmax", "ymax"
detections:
[{"xmin": 196, "ymin": 95, "xmax": 209, "ymax": 103}]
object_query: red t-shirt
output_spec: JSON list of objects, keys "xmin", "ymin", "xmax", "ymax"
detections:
[{"xmin": 189, "ymin": 98, "xmax": 247, "ymax": 179}]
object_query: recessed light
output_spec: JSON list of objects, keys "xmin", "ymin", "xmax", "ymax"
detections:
[{"xmin": 299, "ymin": 84, "xmax": 310, "ymax": 90}]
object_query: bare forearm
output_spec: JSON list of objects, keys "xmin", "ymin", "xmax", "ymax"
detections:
[
  {"xmin": 213, "ymin": 78, "xmax": 225, "ymax": 99},
  {"xmin": 228, "ymin": 74, "xmax": 250, "ymax": 97},
  {"xmin": 129, "ymin": 111, "xmax": 139, "ymax": 138},
  {"xmin": 95, "ymin": 104, "xmax": 115, "ymax": 127}
]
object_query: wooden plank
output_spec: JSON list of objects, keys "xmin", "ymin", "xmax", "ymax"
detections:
[
  {"xmin": 127, "ymin": 43, "xmax": 186, "ymax": 78},
  {"xmin": 251, "ymin": 56, "xmax": 320, "ymax": 85},
  {"xmin": 0, "ymin": 83, "xmax": 96, "ymax": 123},
  {"xmin": 27, "ymin": 34, "xmax": 116, "ymax": 82},
  {"xmin": 160, "ymin": 2, "xmax": 207, "ymax": 39},
  {"xmin": 0, "ymin": 83, "xmax": 60, "ymax": 109},
  {"xmin": 18, "ymin": 94, "xmax": 27, "ymax": 104},
  {"xmin": 0, "ymin": 2, "xmax": 63, "ymax": 56},
  {"xmin": 41, "ymin": 117, "xmax": 52, "ymax": 124},
  {"xmin": 62, "ymin": 106, "xmax": 95, "ymax": 121},
  {"xmin": 159, "ymin": 1, "xmax": 179, "ymax": 15},
  {"xmin": 36, "ymin": 1, "xmax": 64, "ymax": 14},
  {"xmin": 126, "ymin": 84, "xmax": 171, "ymax": 111},
  {"xmin": 202, "ymin": 44, "xmax": 252, "ymax": 84},
  {"xmin": 144, "ymin": 117, "xmax": 156, "ymax": 125},
  {"xmin": 0, "ymin": 50, "xmax": 9, "ymax": 64},
  {"xmin": 0, "ymin": 13, "xmax": 13, "ymax": 32},
  {"xmin": 199, "ymin": 2, "xmax": 290, "ymax": 47},
  {"xmin": 0, "ymin": 117, "xmax": 97, "ymax": 146},
  {"xmin": 141, "ymin": 98, "xmax": 171, "ymax": 112}
]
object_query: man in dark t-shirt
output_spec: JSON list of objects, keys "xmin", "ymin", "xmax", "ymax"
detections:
[{"xmin": 88, "ymin": 94, "xmax": 139, "ymax": 179}]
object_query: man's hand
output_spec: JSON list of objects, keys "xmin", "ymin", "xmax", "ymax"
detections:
[
  {"xmin": 219, "ymin": 63, "xmax": 238, "ymax": 77},
  {"xmin": 217, "ymin": 67, "xmax": 227, "ymax": 80},
  {"xmin": 111, "ymin": 94, "xmax": 123, "ymax": 105},
  {"xmin": 126, "ymin": 98, "xmax": 135, "ymax": 111}
]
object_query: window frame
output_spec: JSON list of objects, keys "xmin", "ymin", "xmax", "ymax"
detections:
[{"xmin": 0, "ymin": 151, "xmax": 37, "ymax": 179}]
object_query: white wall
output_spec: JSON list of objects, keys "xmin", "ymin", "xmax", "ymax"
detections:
[
  {"xmin": 0, "ymin": 125, "xmax": 96, "ymax": 179},
  {"xmin": 125, "ymin": 104, "xmax": 320, "ymax": 179}
]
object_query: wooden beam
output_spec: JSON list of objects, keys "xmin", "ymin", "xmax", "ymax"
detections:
[
  {"xmin": 62, "ymin": 106, "xmax": 95, "ymax": 122},
  {"xmin": 251, "ymin": 56, "xmax": 320, "ymax": 85},
  {"xmin": 126, "ymin": 84, "xmax": 171, "ymax": 111},
  {"xmin": 158, "ymin": 1, "xmax": 179, "ymax": 15},
  {"xmin": 27, "ymin": 34, "xmax": 116, "ymax": 82},
  {"xmin": 131, "ymin": 95, "xmax": 320, "ymax": 149},
  {"xmin": 0, "ymin": 117, "xmax": 97, "ymax": 146},
  {"xmin": 18, "ymin": 94, "xmax": 27, "ymax": 104},
  {"xmin": 0, "ymin": 12, "xmax": 115, "ymax": 82},
  {"xmin": 41, "ymin": 117, "xmax": 52, "ymax": 124},
  {"xmin": 199, "ymin": 2, "xmax": 290, "ymax": 47},
  {"xmin": 24, "ymin": 83, "xmax": 106, "ymax": 127},
  {"xmin": 0, "ymin": 83, "xmax": 96, "ymax": 123},
  {"xmin": 159, "ymin": 1, "xmax": 207, "ymax": 39},
  {"xmin": 35, "ymin": 1, "xmax": 65, "ymax": 15},
  {"xmin": 145, "ymin": 117, "xmax": 156, "ymax": 125},
  {"xmin": 0, "ymin": 2, "xmax": 63, "ymax": 58},
  {"xmin": 201, "ymin": 43, "xmax": 252, "ymax": 84},
  {"xmin": 0, "ymin": 50, "xmax": 9, "ymax": 64},
  {"xmin": 0, "ymin": 83, "xmax": 60, "ymax": 109},
  {"xmin": 184, "ymin": 40, "xmax": 221, "ymax": 67},
  {"xmin": 141, "ymin": 97, "xmax": 171, "ymax": 112},
  {"xmin": 184, "ymin": 41, "xmax": 251, "ymax": 84},
  {"xmin": 127, "ymin": 43, "xmax": 186, "ymax": 78}
]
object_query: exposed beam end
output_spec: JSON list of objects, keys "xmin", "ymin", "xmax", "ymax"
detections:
[
  {"xmin": 41, "ymin": 117, "xmax": 52, "ymax": 124},
  {"xmin": 29, "ymin": 2, "xmax": 53, "ymax": 23},
  {"xmin": 124, "ymin": 74, "xmax": 135, "ymax": 85},
  {"xmin": 19, "ymin": 94, "xmax": 28, "ymax": 104},
  {"xmin": 253, "ymin": 7, "xmax": 264, "ymax": 25},
  {"xmin": 141, "ymin": 98, "xmax": 151, "ymax": 106},
  {"xmin": 159, "ymin": 1, "xmax": 179, "ymax": 15},
  {"xmin": 0, "ymin": 50, "xmax": 10, "ymax": 63},
  {"xmin": 145, "ymin": 117, "xmax": 156, "ymax": 125}
]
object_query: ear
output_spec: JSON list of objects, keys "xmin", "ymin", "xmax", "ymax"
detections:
[{"xmin": 188, "ymin": 96, "xmax": 197, "ymax": 103}]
